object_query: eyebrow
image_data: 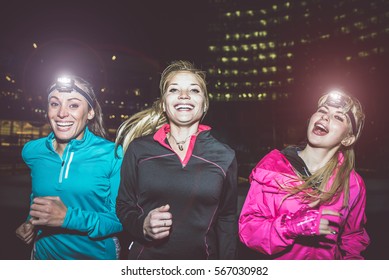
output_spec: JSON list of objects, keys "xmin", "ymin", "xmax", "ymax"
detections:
[
  {"xmin": 321, "ymin": 105, "xmax": 345, "ymax": 115},
  {"xmin": 169, "ymin": 82, "xmax": 200, "ymax": 86},
  {"xmin": 49, "ymin": 96, "xmax": 83, "ymax": 102}
]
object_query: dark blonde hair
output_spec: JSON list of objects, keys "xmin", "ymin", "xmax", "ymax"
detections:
[
  {"xmin": 286, "ymin": 91, "xmax": 365, "ymax": 207},
  {"xmin": 115, "ymin": 60, "xmax": 208, "ymax": 152}
]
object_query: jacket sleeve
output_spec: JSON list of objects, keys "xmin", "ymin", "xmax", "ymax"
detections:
[
  {"xmin": 216, "ymin": 156, "xmax": 238, "ymax": 259},
  {"xmin": 62, "ymin": 147, "xmax": 123, "ymax": 238},
  {"xmin": 239, "ymin": 171, "xmax": 295, "ymax": 256},
  {"xmin": 115, "ymin": 144, "xmax": 149, "ymax": 243},
  {"xmin": 339, "ymin": 174, "xmax": 370, "ymax": 259}
]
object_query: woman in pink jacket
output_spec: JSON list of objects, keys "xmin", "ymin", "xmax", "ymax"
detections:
[{"xmin": 239, "ymin": 90, "xmax": 370, "ymax": 259}]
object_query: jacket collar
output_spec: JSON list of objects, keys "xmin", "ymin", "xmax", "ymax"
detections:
[{"xmin": 46, "ymin": 126, "xmax": 94, "ymax": 152}]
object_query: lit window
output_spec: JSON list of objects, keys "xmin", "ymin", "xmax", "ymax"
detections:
[
  {"xmin": 241, "ymin": 44, "xmax": 249, "ymax": 51},
  {"xmin": 269, "ymin": 53, "xmax": 277, "ymax": 59}
]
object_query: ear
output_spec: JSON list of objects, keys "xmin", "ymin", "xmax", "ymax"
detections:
[
  {"xmin": 87, "ymin": 108, "xmax": 95, "ymax": 120},
  {"xmin": 341, "ymin": 134, "xmax": 356, "ymax": 147}
]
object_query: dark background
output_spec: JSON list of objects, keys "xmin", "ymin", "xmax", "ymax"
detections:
[{"xmin": 1, "ymin": 0, "xmax": 388, "ymax": 260}]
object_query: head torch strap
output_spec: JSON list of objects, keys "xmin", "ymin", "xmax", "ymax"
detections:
[
  {"xmin": 346, "ymin": 111, "xmax": 357, "ymax": 136},
  {"xmin": 48, "ymin": 84, "xmax": 94, "ymax": 108}
]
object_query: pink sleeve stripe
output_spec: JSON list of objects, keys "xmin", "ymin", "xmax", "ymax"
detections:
[{"xmin": 192, "ymin": 155, "xmax": 226, "ymax": 177}]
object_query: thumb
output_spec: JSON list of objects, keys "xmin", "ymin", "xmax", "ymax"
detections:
[{"xmin": 157, "ymin": 204, "xmax": 170, "ymax": 212}]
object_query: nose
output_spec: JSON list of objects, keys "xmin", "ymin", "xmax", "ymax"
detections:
[
  {"xmin": 178, "ymin": 90, "xmax": 190, "ymax": 100},
  {"xmin": 57, "ymin": 105, "xmax": 69, "ymax": 118},
  {"xmin": 320, "ymin": 113, "xmax": 329, "ymax": 121}
]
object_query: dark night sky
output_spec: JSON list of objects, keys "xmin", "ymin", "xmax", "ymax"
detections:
[{"xmin": 1, "ymin": 0, "xmax": 210, "ymax": 64}]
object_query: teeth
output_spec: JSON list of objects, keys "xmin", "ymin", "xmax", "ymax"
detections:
[
  {"xmin": 315, "ymin": 123, "xmax": 328, "ymax": 132},
  {"xmin": 175, "ymin": 104, "xmax": 193, "ymax": 110},
  {"xmin": 57, "ymin": 122, "xmax": 73, "ymax": 127}
]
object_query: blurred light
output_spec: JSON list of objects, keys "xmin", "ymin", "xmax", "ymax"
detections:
[
  {"xmin": 33, "ymin": 43, "xmax": 38, "ymax": 49},
  {"xmin": 5, "ymin": 75, "xmax": 11, "ymax": 82},
  {"xmin": 112, "ymin": 55, "xmax": 117, "ymax": 61}
]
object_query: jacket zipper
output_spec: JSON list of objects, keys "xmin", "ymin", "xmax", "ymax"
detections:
[{"xmin": 58, "ymin": 144, "xmax": 72, "ymax": 183}]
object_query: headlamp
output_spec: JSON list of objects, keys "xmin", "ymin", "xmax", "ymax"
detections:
[
  {"xmin": 48, "ymin": 76, "xmax": 94, "ymax": 107},
  {"xmin": 322, "ymin": 90, "xmax": 357, "ymax": 135}
]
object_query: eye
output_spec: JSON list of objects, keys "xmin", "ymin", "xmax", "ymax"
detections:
[
  {"xmin": 190, "ymin": 88, "xmax": 200, "ymax": 94},
  {"xmin": 335, "ymin": 115, "xmax": 345, "ymax": 122},
  {"xmin": 49, "ymin": 102, "xmax": 59, "ymax": 107},
  {"xmin": 318, "ymin": 108, "xmax": 327, "ymax": 114},
  {"xmin": 168, "ymin": 87, "xmax": 179, "ymax": 93},
  {"xmin": 69, "ymin": 103, "xmax": 79, "ymax": 109}
]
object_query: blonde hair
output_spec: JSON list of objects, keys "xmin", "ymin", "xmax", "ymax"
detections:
[
  {"xmin": 115, "ymin": 60, "xmax": 208, "ymax": 152},
  {"xmin": 287, "ymin": 91, "xmax": 365, "ymax": 207}
]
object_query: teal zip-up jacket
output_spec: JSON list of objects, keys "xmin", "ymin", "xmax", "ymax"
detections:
[{"xmin": 22, "ymin": 127, "xmax": 123, "ymax": 259}]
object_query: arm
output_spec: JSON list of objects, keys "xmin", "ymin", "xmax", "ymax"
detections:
[
  {"xmin": 239, "ymin": 178, "xmax": 295, "ymax": 256},
  {"xmin": 116, "ymin": 144, "xmax": 149, "ymax": 243},
  {"xmin": 216, "ymin": 157, "xmax": 238, "ymax": 259},
  {"xmin": 339, "ymin": 174, "xmax": 370, "ymax": 259},
  {"xmin": 59, "ymin": 147, "xmax": 124, "ymax": 238}
]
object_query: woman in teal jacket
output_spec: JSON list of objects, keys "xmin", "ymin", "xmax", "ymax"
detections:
[{"xmin": 15, "ymin": 75, "xmax": 123, "ymax": 259}]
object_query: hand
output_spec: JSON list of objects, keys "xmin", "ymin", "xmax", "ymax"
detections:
[
  {"xmin": 284, "ymin": 201, "xmax": 340, "ymax": 238},
  {"xmin": 29, "ymin": 196, "xmax": 67, "ymax": 227},
  {"xmin": 318, "ymin": 209, "xmax": 341, "ymax": 235},
  {"xmin": 310, "ymin": 200, "xmax": 341, "ymax": 235},
  {"xmin": 143, "ymin": 204, "xmax": 172, "ymax": 240},
  {"xmin": 15, "ymin": 219, "xmax": 35, "ymax": 244}
]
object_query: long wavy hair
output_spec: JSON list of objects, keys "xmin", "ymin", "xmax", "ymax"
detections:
[
  {"xmin": 115, "ymin": 60, "xmax": 208, "ymax": 152},
  {"xmin": 286, "ymin": 91, "xmax": 365, "ymax": 207}
]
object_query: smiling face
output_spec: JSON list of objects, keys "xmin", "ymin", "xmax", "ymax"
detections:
[
  {"xmin": 47, "ymin": 90, "xmax": 95, "ymax": 143},
  {"xmin": 163, "ymin": 71, "xmax": 206, "ymax": 128},
  {"xmin": 307, "ymin": 104, "xmax": 355, "ymax": 150}
]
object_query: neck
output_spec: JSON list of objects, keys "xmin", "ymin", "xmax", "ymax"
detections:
[
  {"xmin": 299, "ymin": 144, "xmax": 339, "ymax": 173},
  {"xmin": 53, "ymin": 139, "xmax": 67, "ymax": 157},
  {"xmin": 168, "ymin": 124, "xmax": 199, "ymax": 151}
]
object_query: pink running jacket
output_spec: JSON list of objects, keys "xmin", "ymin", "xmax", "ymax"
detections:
[{"xmin": 239, "ymin": 150, "xmax": 370, "ymax": 259}]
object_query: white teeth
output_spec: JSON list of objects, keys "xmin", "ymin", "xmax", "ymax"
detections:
[
  {"xmin": 57, "ymin": 122, "xmax": 73, "ymax": 127},
  {"xmin": 315, "ymin": 123, "xmax": 328, "ymax": 132},
  {"xmin": 175, "ymin": 104, "xmax": 193, "ymax": 110}
]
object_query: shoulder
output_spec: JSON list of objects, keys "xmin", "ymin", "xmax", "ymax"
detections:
[
  {"xmin": 22, "ymin": 137, "xmax": 47, "ymax": 158},
  {"xmin": 349, "ymin": 170, "xmax": 367, "ymax": 194},
  {"xmin": 250, "ymin": 149, "xmax": 296, "ymax": 185},
  {"xmin": 199, "ymin": 130, "xmax": 235, "ymax": 155},
  {"xmin": 254, "ymin": 149, "xmax": 290, "ymax": 172}
]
